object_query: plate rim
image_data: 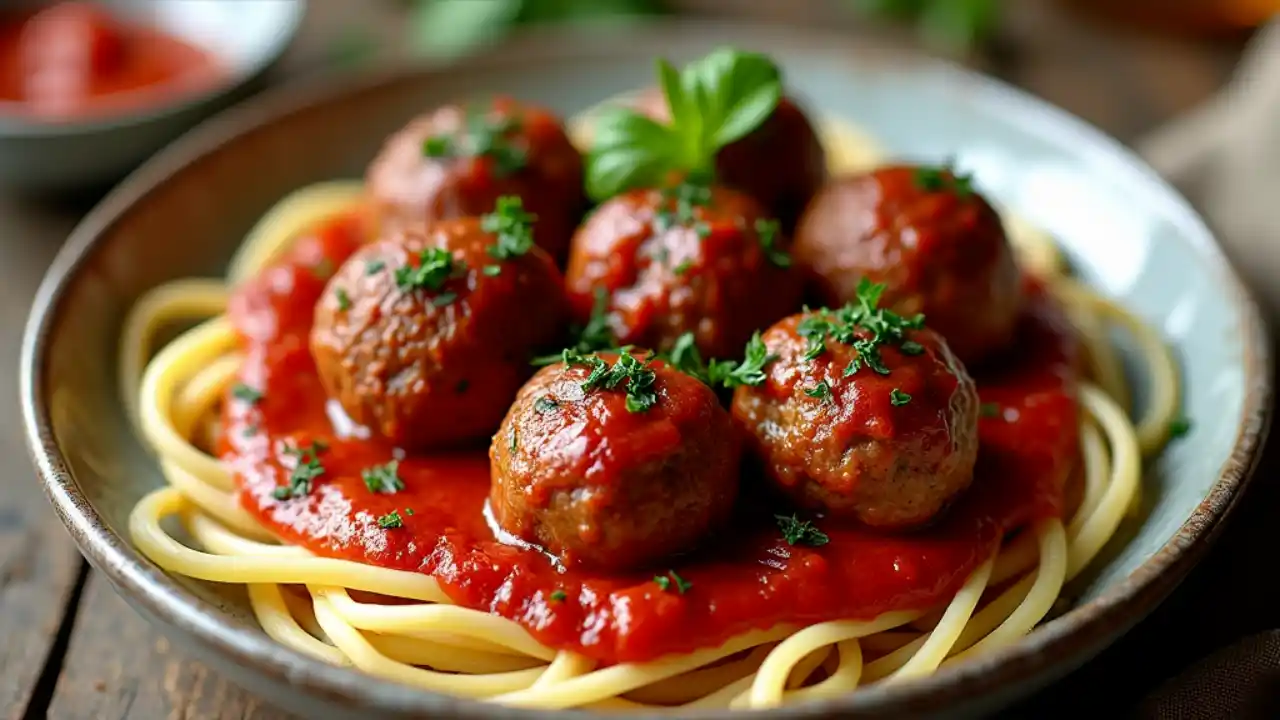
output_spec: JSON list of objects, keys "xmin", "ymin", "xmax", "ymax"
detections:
[{"xmin": 18, "ymin": 18, "xmax": 1275, "ymax": 719}]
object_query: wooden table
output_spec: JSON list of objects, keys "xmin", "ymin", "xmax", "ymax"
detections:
[{"xmin": 1, "ymin": 1, "xmax": 1250, "ymax": 717}]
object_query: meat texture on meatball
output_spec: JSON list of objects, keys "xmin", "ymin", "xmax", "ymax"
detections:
[
  {"xmin": 564, "ymin": 181, "xmax": 801, "ymax": 361},
  {"xmin": 490, "ymin": 350, "xmax": 741, "ymax": 571},
  {"xmin": 629, "ymin": 88, "xmax": 826, "ymax": 229},
  {"xmin": 793, "ymin": 164, "xmax": 1021, "ymax": 366},
  {"xmin": 310, "ymin": 204, "xmax": 566, "ymax": 450},
  {"xmin": 732, "ymin": 291, "xmax": 979, "ymax": 529},
  {"xmin": 366, "ymin": 96, "xmax": 584, "ymax": 263}
]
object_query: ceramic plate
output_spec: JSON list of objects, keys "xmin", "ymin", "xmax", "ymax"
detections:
[{"xmin": 19, "ymin": 20, "xmax": 1272, "ymax": 720}]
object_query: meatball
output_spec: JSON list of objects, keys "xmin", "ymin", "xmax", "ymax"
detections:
[
  {"xmin": 793, "ymin": 165, "xmax": 1020, "ymax": 366},
  {"xmin": 310, "ymin": 216, "xmax": 566, "ymax": 450},
  {"xmin": 490, "ymin": 351, "xmax": 740, "ymax": 571},
  {"xmin": 630, "ymin": 89, "xmax": 827, "ymax": 229},
  {"xmin": 366, "ymin": 96, "xmax": 584, "ymax": 264},
  {"xmin": 731, "ymin": 304, "xmax": 979, "ymax": 529},
  {"xmin": 564, "ymin": 182, "xmax": 802, "ymax": 360}
]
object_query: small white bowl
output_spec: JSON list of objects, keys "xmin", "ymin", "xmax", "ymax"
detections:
[{"xmin": 0, "ymin": 0, "xmax": 305, "ymax": 193}]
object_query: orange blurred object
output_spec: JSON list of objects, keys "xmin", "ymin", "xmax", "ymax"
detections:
[{"xmin": 1063, "ymin": 0, "xmax": 1279, "ymax": 35}]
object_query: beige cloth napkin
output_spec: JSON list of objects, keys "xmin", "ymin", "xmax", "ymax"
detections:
[{"xmin": 1132, "ymin": 20, "xmax": 1280, "ymax": 719}]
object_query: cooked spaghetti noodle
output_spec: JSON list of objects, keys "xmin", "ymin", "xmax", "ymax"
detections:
[{"xmin": 125, "ymin": 117, "xmax": 1176, "ymax": 710}]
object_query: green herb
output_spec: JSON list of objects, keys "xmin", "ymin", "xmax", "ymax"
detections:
[
  {"xmin": 365, "ymin": 259, "xmax": 385, "ymax": 275},
  {"xmin": 754, "ymin": 218, "xmax": 790, "ymax": 268},
  {"xmin": 405, "ymin": 508, "xmax": 415, "ymax": 516},
  {"xmin": 849, "ymin": 0, "xmax": 1000, "ymax": 54},
  {"xmin": 804, "ymin": 380, "xmax": 834, "ymax": 404},
  {"xmin": 483, "ymin": 265, "xmax": 502, "ymax": 277},
  {"xmin": 775, "ymin": 514, "xmax": 830, "ymax": 547},
  {"xmin": 531, "ymin": 287, "xmax": 616, "ymax": 365},
  {"xmin": 242, "ymin": 424, "xmax": 259, "ymax": 438},
  {"xmin": 586, "ymin": 47, "xmax": 782, "ymax": 201},
  {"xmin": 232, "ymin": 383, "xmax": 263, "ymax": 404},
  {"xmin": 483, "ymin": 195, "xmax": 537, "ymax": 261},
  {"xmin": 653, "ymin": 570, "xmax": 692, "ymax": 594},
  {"xmin": 395, "ymin": 247, "xmax": 464, "ymax": 296},
  {"xmin": 1168, "ymin": 417, "xmax": 1192, "ymax": 439},
  {"xmin": 913, "ymin": 161, "xmax": 974, "ymax": 196},
  {"xmin": 534, "ymin": 396, "xmax": 559, "ymax": 414},
  {"xmin": 335, "ymin": 288, "xmax": 351, "ymax": 311},
  {"xmin": 377, "ymin": 511, "xmax": 404, "ymax": 529},
  {"xmin": 796, "ymin": 279, "xmax": 925, "ymax": 381},
  {"xmin": 890, "ymin": 388, "xmax": 912, "ymax": 406},
  {"xmin": 719, "ymin": 332, "xmax": 774, "ymax": 388},
  {"xmin": 421, "ymin": 108, "xmax": 528, "ymax": 177},
  {"xmin": 663, "ymin": 331, "xmax": 774, "ymax": 389},
  {"xmin": 653, "ymin": 179, "xmax": 713, "ymax": 235},
  {"xmin": 509, "ymin": 428, "xmax": 518, "ymax": 453},
  {"xmin": 272, "ymin": 441, "xmax": 328, "ymax": 500},
  {"xmin": 565, "ymin": 348, "xmax": 659, "ymax": 413},
  {"xmin": 979, "ymin": 402, "xmax": 1001, "ymax": 418},
  {"xmin": 672, "ymin": 259, "xmax": 694, "ymax": 275},
  {"xmin": 361, "ymin": 460, "xmax": 404, "ymax": 495},
  {"xmin": 900, "ymin": 341, "xmax": 924, "ymax": 355},
  {"xmin": 432, "ymin": 292, "xmax": 458, "ymax": 307},
  {"xmin": 549, "ymin": 589, "xmax": 567, "ymax": 602}
]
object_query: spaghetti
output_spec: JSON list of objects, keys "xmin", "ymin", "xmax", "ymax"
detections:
[{"xmin": 124, "ymin": 117, "xmax": 1177, "ymax": 711}]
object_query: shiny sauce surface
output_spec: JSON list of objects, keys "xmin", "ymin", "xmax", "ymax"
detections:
[
  {"xmin": 0, "ymin": 2, "xmax": 222, "ymax": 120},
  {"xmin": 222, "ymin": 212, "xmax": 1081, "ymax": 664}
]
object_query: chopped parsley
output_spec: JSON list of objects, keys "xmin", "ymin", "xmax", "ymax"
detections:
[
  {"xmin": 653, "ymin": 570, "xmax": 692, "ymax": 594},
  {"xmin": 272, "ymin": 441, "xmax": 328, "ymax": 500},
  {"xmin": 672, "ymin": 258, "xmax": 694, "ymax": 276},
  {"xmin": 361, "ymin": 460, "xmax": 404, "ymax": 495},
  {"xmin": 509, "ymin": 428, "xmax": 518, "ymax": 453},
  {"xmin": 565, "ymin": 348, "xmax": 659, "ymax": 413},
  {"xmin": 394, "ymin": 246, "xmax": 464, "ymax": 298},
  {"xmin": 979, "ymin": 402, "xmax": 1001, "ymax": 418},
  {"xmin": 242, "ymin": 424, "xmax": 260, "ymax": 438},
  {"xmin": 1168, "ymin": 417, "xmax": 1192, "ymax": 439},
  {"xmin": 663, "ymin": 331, "xmax": 775, "ymax": 389},
  {"xmin": 890, "ymin": 388, "xmax": 912, "ymax": 406},
  {"xmin": 776, "ymin": 514, "xmax": 830, "ymax": 547},
  {"xmin": 483, "ymin": 264, "xmax": 502, "ymax": 277},
  {"xmin": 483, "ymin": 196, "xmax": 537, "ymax": 261},
  {"xmin": 431, "ymin": 292, "xmax": 458, "ymax": 307},
  {"xmin": 421, "ymin": 109, "xmax": 528, "ymax": 177},
  {"xmin": 335, "ymin": 288, "xmax": 351, "ymax": 311},
  {"xmin": 532, "ymin": 287, "xmax": 616, "ymax": 365},
  {"xmin": 913, "ymin": 161, "xmax": 974, "ymax": 196},
  {"xmin": 804, "ymin": 380, "xmax": 833, "ymax": 404},
  {"xmin": 231, "ymin": 383, "xmax": 263, "ymax": 404},
  {"xmin": 754, "ymin": 218, "xmax": 790, "ymax": 268},
  {"xmin": 377, "ymin": 510, "xmax": 404, "ymax": 529},
  {"xmin": 797, "ymin": 279, "xmax": 925, "ymax": 379},
  {"xmin": 653, "ymin": 180, "xmax": 713, "ymax": 234},
  {"xmin": 549, "ymin": 589, "xmax": 567, "ymax": 602},
  {"xmin": 405, "ymin": 508, "xmax": 415, "ymax": 516},
  {"xmin": 365, "ymin": 259, "xmax": 385, "ymax": 275},
  {"xmin": 534, "ymin": 396, "xmax": 559, "ymax": 414}
]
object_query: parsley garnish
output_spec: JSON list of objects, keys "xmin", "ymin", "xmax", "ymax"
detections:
[
  {"xmin": 483, "ymin": 265, "xmax": 502, "ymax": 277},
  {"xmin": 509, "ymin": 428, "xmax": 518, "ymax": 453},
  {"xmin": 232, "ymin": 383, "xmax": 262, "ymax": 404},
  {"xmin": 890, "ymin": 389, "xmax": 912, "ymax": 406},
  {"xmin": 365, "ymin": 259, "xmax": 385, "ymax": 275},
  {"xmin": 361, "ymin": 460, "xmax": 404, "ymax": 495},
  {"xmin": 653, "ymin": 180, "xmax": 713, "ymax": 234},
  {"xmin": 586, "ymin": 48, "xmax": 782, "ymax": 201},
  {"xmin": 549, "ymin": 589, "xmax": 567, "ymax": 602},
  {"xmin": 377, "ymin": 511, "xmax": 404, "ymax": 529},
  {"xmin": 672, "ymin": 258, "xmax": 694, "ymax": 275},
  {"xmin": 534, "ymin": 396, "xmax": 559, "ymax": 414},
  {"xmin": 913, "ymin": 161, "xmax": 974, "ymax": 196},
  {"xmin": 654, "ymin": 570, "xmax": 692, "ymax": 594},
  {"xmin": 335, "ymin": 288, "xmax": 351, "ymax": 311},
  {"xmin": 565, "ymin": 348, "xmax": 659, "ymax": 413},
  {"xmin": 404, "ymin": 508, "xmax": 415, "ymax": 516},
  {"xmin": 1169, "ymin": 417, "xmax": 1192, "ymax": 439},
  {"xmin": 483, "ymin": 196, "xmax": 537, "ymax": 261},
  {"xmin": 804, "ymin": 381, "xmax": 833, "ymax": 404},
  {"xmin": 979, "ymin": 402, "xmax": 1001, "ymax": 418},
  {"xmin": 663, "ymin": 331, "xmax": 774, "ymax": 389},
  {"xmin": 422, "ymin": 109, "xmax": 528, "ymax": 177},
  {"xmin": 431, "ymin": 292, "xmax": 458, "ymax": 307},
  {"xmin": 394, "ymin": 247, "xmax": 464, "ymax": 298},
  {"xmin": 242, "ymin": 424, "xmax": 259, "ymax": 438},
  {"xmin": 754, "ymin": 218, "xmax": 790, "ymax": 268},
  {"xmin": 272, "ymin": 441, "xmax": 327, "ymax": 500},
  {"xmin": 776, "ymin": 514, "xmax": 830, "ymax": 547},
  {"xmin": 797, "ymin": 279, "xmax": 925, "ymax": 379}
]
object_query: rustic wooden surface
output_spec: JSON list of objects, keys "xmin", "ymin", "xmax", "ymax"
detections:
[{"xmin": 2, "ymin": 0, "xmax": 1250, "ymax": 717}]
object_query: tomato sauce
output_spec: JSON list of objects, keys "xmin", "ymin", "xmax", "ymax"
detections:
[
  {"xmin": 220, "ymin": 211, "xmax": 1080, "ymax": 664},
  {"xmin": 0, "ymin": 2, "xmax": 222, "ymax": 121}
]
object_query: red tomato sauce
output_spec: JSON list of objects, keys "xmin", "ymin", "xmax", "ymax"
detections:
[
  {"xmin": 0, "ymin": 2, "xmax": 222, "ymax": 121},
  {"xmin": 220, "ymin": 211, "xmax": 1081, "ymax": 665}
]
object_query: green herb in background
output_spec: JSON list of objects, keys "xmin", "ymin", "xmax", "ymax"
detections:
[{"xmin": 849, "ymin": 0, "xmax": 1000, "ymax": 53}]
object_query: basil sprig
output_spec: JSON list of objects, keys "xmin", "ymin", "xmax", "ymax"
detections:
[{"xmin": 586, "ymin": 47, "xmax": 782, "ymax": 202}]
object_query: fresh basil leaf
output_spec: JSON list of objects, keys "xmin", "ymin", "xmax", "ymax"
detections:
[
  {"xmin": 657, "ymin": 58, "xmax": 692, "ymax": 134},
  {"xmin": 586, "ymin": 109, "xmax": 677, "ymax": 200},
  {"xmin": 409, "ymin": 0, "xmax": 521, "ymax": 58},
  {"xmin": 709, "ymin": 51, "xmax": 782, "ymax": 147}
]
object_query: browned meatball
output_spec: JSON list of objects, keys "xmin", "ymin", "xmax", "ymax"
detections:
[
  {"xmin": 310, "ymin": 214, "xmax": 566, "ymax": 450},
  {"xmin": 793, "ymin": 165, "xmax": 1021, "ymax": 366},
  {"xmin": 731, "ymin": 302, "xmax": 979, "ymax": 529},
  {"xmin": 630, "ymin": 89, "xmax": 827, "ymax": 229},
  {"xmin": 490, "ymin": 351, "xmax": 741, "ymax": 571},
  {"xmin": 366, "ymin": 96, "xmax": 584, "ymax": 264},
  {"xmin": 564, "ymin": 182, "xmax": 801, "ymax": 360}
]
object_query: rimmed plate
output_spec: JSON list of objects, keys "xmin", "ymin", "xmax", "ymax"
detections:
[{"xmin": 19, "ymin": 19, "xmax": 1272, "ymax": 720}]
